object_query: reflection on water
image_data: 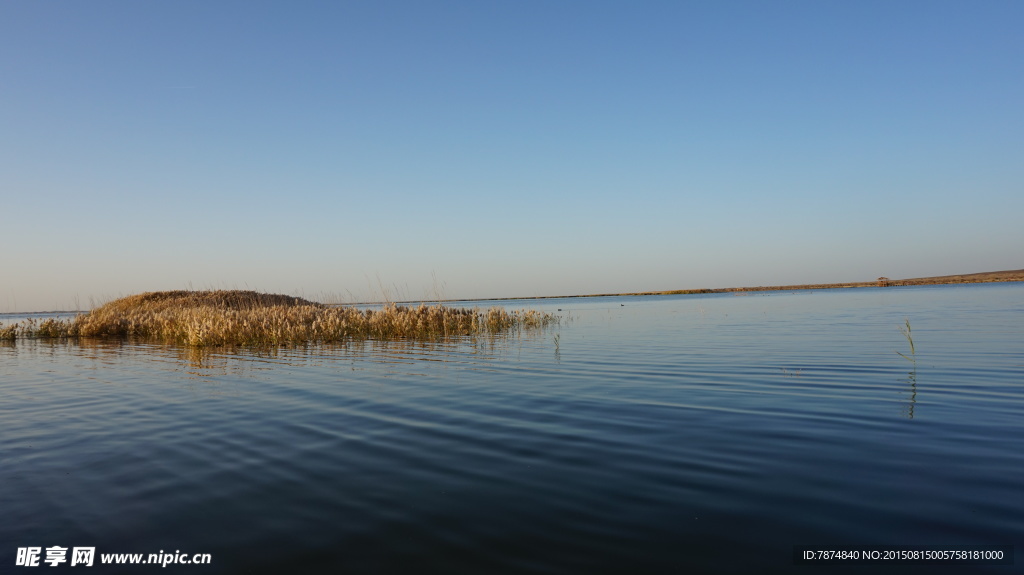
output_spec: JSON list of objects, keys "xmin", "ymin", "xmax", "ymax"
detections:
[
  {"xmin": 901, "ymin": 369, "xmax": 918, "ymax": 419},
  {"xmin": 1, "ymin": 284, "xmax": 1023, "ymax": 573}
]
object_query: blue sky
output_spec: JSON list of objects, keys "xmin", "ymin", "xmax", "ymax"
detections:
[{"xmin": 3, "ymin": 1, "xmax": 1022, "ymax": 311}]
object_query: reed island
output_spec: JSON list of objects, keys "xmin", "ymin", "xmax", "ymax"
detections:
[{"xmin": 0, "ymin": 290, "xmax": 559, "ymax": 346}]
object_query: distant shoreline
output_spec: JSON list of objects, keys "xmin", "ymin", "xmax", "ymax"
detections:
[
  {"xmin": 419, "ymin": 268, "xmax": 1024, "ymax": 305},
  {"xmin": 8, "ymin": 269, "xmax": 1023, "ymax": 314}
]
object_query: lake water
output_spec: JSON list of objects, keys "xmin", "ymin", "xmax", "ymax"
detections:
[{"xmin": 2, "ymin": 284, "xmax": 1021, "ymax": 573}]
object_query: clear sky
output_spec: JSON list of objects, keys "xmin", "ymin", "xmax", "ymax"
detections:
[{"xmin": 3, "ymin": 0, "xmax": 1022, "ymax": 311}]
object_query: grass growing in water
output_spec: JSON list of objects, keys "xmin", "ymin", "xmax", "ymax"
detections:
[
  {"xmin": 896, "ymin": 318, "xmax": 916, "ymax": 364},
  {"xmin": 3, "ymin": 290, "xmax": 559, "ymax": 347}
]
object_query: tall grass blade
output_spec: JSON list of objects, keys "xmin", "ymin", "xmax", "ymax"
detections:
[{"xmin": 896, "ymin": 318, "xmax": 916, "ymax": 363}]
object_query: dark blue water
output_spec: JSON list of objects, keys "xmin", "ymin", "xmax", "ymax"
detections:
[{"xmin": 2, "ymin": 284, "xmax": 1021, "ymax": 573}]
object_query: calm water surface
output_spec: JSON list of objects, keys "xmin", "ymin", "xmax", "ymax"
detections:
[{"xmin": 2, "ymin": 284, "xmax": 1022, "ymax": 573}]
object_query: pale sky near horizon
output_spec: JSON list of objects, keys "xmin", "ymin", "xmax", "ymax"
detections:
[{"xmin": 2, "ymin": 1, "xmax": 1022, "ymax": 311}]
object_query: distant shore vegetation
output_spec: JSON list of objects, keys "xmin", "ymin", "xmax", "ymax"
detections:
[{"xmin": 0, "ymin": 290, "xmax": 559, "ymax": 347}]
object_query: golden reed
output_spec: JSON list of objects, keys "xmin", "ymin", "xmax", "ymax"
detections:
[{"xmin": 2, "ymin": 290, "xmax": 558, "ymax": 346}]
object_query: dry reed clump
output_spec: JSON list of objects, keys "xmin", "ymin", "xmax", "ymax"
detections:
[{"xmin": 9, "ymin": 290, "xmax": 558, "ymax": 347}]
